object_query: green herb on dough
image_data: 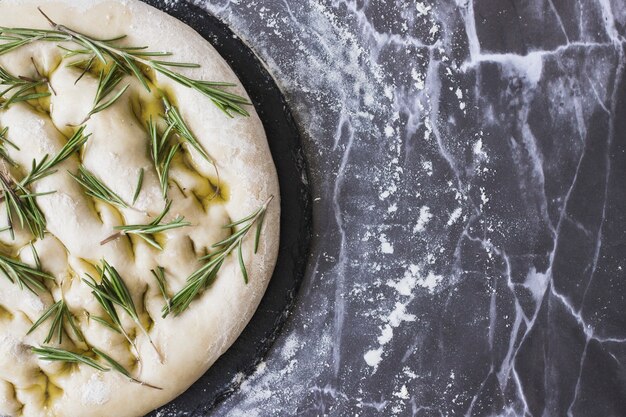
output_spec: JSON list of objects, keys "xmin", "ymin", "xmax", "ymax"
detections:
[
  {"xmin": 32, "ymin": 346, "xmax": 162, "ymax": 389},
  {"xmin": 83, "ymin": 260, "xmax": 163, "ymax": 362},
  {"xmin": 0, "ymin": 65, "xmax": 51, "ymax": 110},
  {"xmin": 0, "ymin": 9, "xmax": 251, "ymax": 117},
  {"xmin": 22, "ymin": 126, "xmax": 89, "ymax": 187},
  {"xmin": 147, "ymin": 117, "xmax": 179, "ymax": 198},
  {"xmin": 0, "ymin": 251, "xmax": 53, "ymax": 294},
  {"xmin": 27, "ymin": 299, "xmax": 85, "ymax": 344},
  {"xmin": 100, "ymin": 200, "xmax": 190, "ymax": 250},
  {"xmin": 165, "ymin": 196, "xmax": 273, "ymax": 317},
  {"xmin": 69, "ymin": 166, "xmax": 128, "ymax": 209},
  {"xmin": 0, "ymin": 171, "xmax": 51, "ymax": 240}
]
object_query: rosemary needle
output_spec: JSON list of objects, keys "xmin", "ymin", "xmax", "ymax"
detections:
[
  {"xmin": 83, "ymin": 260, "xmax": 163, "ymax": 362},
  {"xmin": 21, "ymin": 126, "xmax": 90, "ymax": 187},
  {"xmin": 148, "ymin": 117, "xmax": 179, "ymax": 198},
  {"xmin": 0, "ymin": 252, "xmax": 54, "ymax": 294},
  {"xmin": 88, "ymin": 289, "xmax": 141, "ymax": 365},
  {"xmin": 27, "ymin": 299, "xmax": 85, "ymax": 344},
  {"xmin": 32, "ymin": 346, "xmax": 108, "ymax": 372},
  {"xmin": 82, "ymin": 64, "xmax": 129, "ymax": 123},
  {"xmin": 0, "ymin": 127, "xmax": 86, "ymax": 238},
  {"xmin": 92, "ymin": 347, "xmax": 162, "ymax": 389},
  {"xmin": 132, "ymin": 168, "xmax": 144, "ymax": 205},
  {"xmin": 162, "ymin": 96, "xmax": 211, "ymax": 161},
  {"xmin": 0, "ymin": 171, "xmax": 50, "ymax": 240},
  {"xmin": 151, "ymin": 266, "xmax": 171, "ymax": 314},
  {"xmin": 164, "ymin": 196, "xmax": 273, "ymax": 317},
  {"xmin": 32, "ymin": 346, "xmax": 162, "ymax": 389},
  {"xmin": 0, "ymin": 126, "xmax": 19, "ymax": 167},
  {"xmin": 100, "ymin": 200, "xmax": 190, "ymax": 249},
  {"xmin": 161, "ymin": 96, "xmax": 221, "ymax": 197},
  {"xmin": 0, "ymin": 65, "xmax": 51, "ymax": 109},
  {"xmin": 69, "ymin": 166, "xmax": 128, "ymax": 209}
]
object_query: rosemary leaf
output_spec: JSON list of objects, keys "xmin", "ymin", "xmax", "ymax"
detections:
[
  {"xmin": 162, "ymin": 96, "xmax": 211, "ymax": 161},
  {"xmin": 0, "ymin": 171, "xmax": 49, "ymax": 239},
  {"xmin": 84, "ymin": 64, "xmax": 129, "ymax": 121},
  {"xmin": 0, "ymin": 126, "xmax": 18, "ymax": 167},
  {"xmin": 69, "ymin": 166, "xmax": 128, "ymax": 208},
  {"xmin": 27, "ymin": 299, "xmax": 85, "ymax": 344},
  {"xmin": 92, "ymin": 347, "xmax": 162, "ymax": 389},
  {"xmin": 0, "ymin": 66, "xmax": 51, "ymax": 109},
  {"xmin": 164, "ymin": 196, "xmax": 273, "ymax": 317},
  {"xmin": 148, "ymin": 117, "xmax": 179, "ymax": 198},
  {"xmin": 89, "ymin": 314, "xmax": 122, "ymax": 334},
  {"xmin": 33, "ymin": 345, "xmax": 162, "ymax": 389},
  {"xmin": 87, "ymin": 285, "xmax": 140, "ymax": 363},
  {"xmin": 21, "ymin": 126, "xmax": 89, "ymax": 187},
  {"xmin": 101, "ymin": 200, "xmax": 190, "ymax": 250},
  {"xmin": 151, "ymin": 266, "xmax": 170, "ymax": 312},
  {"xmin": 83, "ymin": 260, "xmax": 162, "ymax": 361},
  {"xmin": 132, "ymin": 168, "xmax": 144, "ymax": 205},
  {"xmin": 0, "ymin": 251, "xmax": 53, "ymax": 294},
  {"xmin": 32, "ymin": 346, "xmax": 108, "ymax": 372}
]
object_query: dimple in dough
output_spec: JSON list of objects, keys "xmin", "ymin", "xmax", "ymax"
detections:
[{"xmin": 0, "ymin": 1, "xmax": 281, "ymax": 416}]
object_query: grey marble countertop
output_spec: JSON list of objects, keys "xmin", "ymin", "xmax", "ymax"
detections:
[{"xmin": 170, "ymin": 1, "xmax": 626, "ymax": 416}]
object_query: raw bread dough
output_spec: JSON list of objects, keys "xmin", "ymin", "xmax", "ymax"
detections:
[{"xmin": 0, "ymin": 1, "xmax": 280, "ymax": 416}]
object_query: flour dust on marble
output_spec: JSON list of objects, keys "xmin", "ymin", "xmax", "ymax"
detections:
[{"xmin": 157, "ymin": 0, "xmax": 626, "ymax": 416}]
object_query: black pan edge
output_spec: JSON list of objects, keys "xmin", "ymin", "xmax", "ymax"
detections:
[{"xmin": 138, "ymin": 1, "xmax": 312, "ymax": 416}]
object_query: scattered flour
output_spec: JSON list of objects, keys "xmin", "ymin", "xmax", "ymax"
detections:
[
  {"xmin": 81, "ymin": 374, "xmax": 110, "ymax": 406},
  {"xmin": 364, "ymin": 347, "xmax": 383, "ymax": 369},
  {"xmin": 393, "ymin": 385, "xmax": 410, "ymax": 400},
  {"xmin": 417, "ymin": 272, "xmax": 443, "ymax": 294},
  {"xmin": 415, "ymin": 2, "xmax": 432, "ymax": 16},
  {"xmin": 379, "ymin": 234, "xmax": 394, "ymax": 254},
  {"xmin": 447, "ymin": 207, "xmax": 463, "ymax": 226},
  {"xmin": 421, "ymin": 160, "xmax": 433, "ymax": 176},
  {"xmin": 387, "ymin": 264, "xmax": 419, "ymax": 296},
  {"xmin": 414, "ymin": 206, "xmax": 432, "ymax": 233},
  {"xmin": 364, "ymin": 302, "xmax": 417, "ymax": 372}
]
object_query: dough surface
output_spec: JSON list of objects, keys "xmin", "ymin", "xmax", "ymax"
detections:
[{"xmin": 0, "ymin": 1, "xmax": 280, "ymax": 416}]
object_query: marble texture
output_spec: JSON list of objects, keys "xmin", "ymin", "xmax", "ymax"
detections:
[{"xmin": 159, "ymin": 0, "xmax": 626, "ymax": 416}]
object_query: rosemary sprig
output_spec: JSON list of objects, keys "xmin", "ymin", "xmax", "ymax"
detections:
[
  {"xmin": 27, "ymin": 299, "xmax": 85, "ymax": 344},
  {"xmin": 0, "ymin": 126, "xmax": 19, "ymax": 167},
  {"xmin": 0, "ymin": 252, "xmax": 53, "ymax": 294},
  {"xmin": 0, "ymin": 29, "xmax": 67, "ymax": 55},
  {"xmin": 164, "ymin": 196, "xmax": 273, "ymax": 317},
  {"xmin": 92, "ymin": 347, "xmax": 161, "ymax": 389},
  {"xmin": 32, "ymin": 346, "xmax": 108, "ymax": 372},
  {"xmin": 0, "ymin": 128, "xmax": 86, "ymax": 238},
  {"xmin": 0, "ymin": 65, "xmax": 50, "ymax": 109},
  {"xmin": 160, "ymin": 97, "xmax": 221, "ymax": 197},
  {"xmin": 148, "ymin": 117, "xmax": 179, "ymax": 198},
  {"xmin": 21, "ymin": 126, "xmax": 89, "ymax": 187},
  {"xmin": 30, "ymin": 242, "xmax": 41, "ymax": 270},
  {"xmin": 0, "ymin": 9, "xmax": 251, "ymax": 117},
  {"xmin": 132, "ymin": 168, "xmax": 144, "ymax": 205},
  {"xmin": 69, "ymin": 166, "xmax": 128, "ymax": 209},
  {"xmin": 32, "ymin": 346, "xmax": 161, "ymax": 389},
  {"xmin": 151, "ymin": 266, "xmax": 170, "ymax": 313},
  {"xmin": 83, "ymin": 260, "xmax": 162, "ymax": 361},
  {"xmin": 162, "ymin": 97, "xmax": 210, "ymax": 161},
  {"xmin": 83, "ymin": 64, "xmax": 129, "ymax": 123},
  {"xmin": 100, "ymin": 200, "xmax": 190, "ymax": 249},
  {"xmin": 0, "ymin": 171, "xmax": 50, "ymax": 239},
  {"xmin": 87, "ymin": 286, "xmax": 141, "ymax": 364}
]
